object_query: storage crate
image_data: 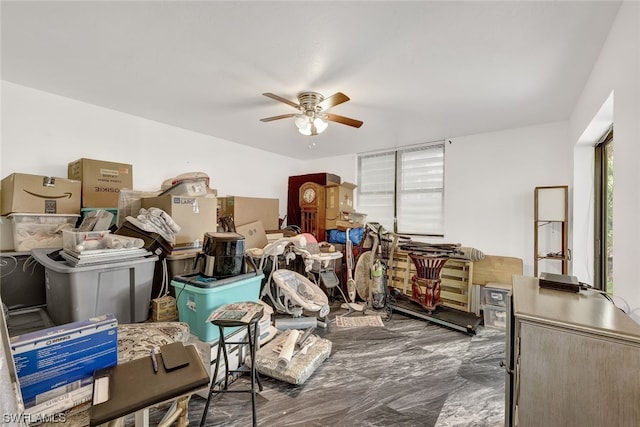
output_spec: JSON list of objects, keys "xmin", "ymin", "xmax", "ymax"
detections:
[
  {"xmin": 62, "ymin": 229, "xmax": 110, "ymax": 251},
  {"xmin": 481, "ymin": 286, "xmax": 510, "ymax": 307},
  {"xmin": 166, "ymin": 250, "xmax": 200, "ymax": 277},
  {"xmin": 30, "ymin": 248, "xmax": 158, "ymax": 325},
  {"xmin": 483, "ymin": 305, "xmax": 507, "ymax": 329},
  {"xmin": 0, "ymin": 251, "xmax": 46, "ymax": 310},
  {"xmin": 153, "ymin": 249, "xmax": 200, "ymax": 298},
  {"xmin": 171, "ymin": 272, "xmax": 263, "ymax": 342},
  {"xmin": 388, "ymin": 250, "xmax": 474, "ymax": 312},
  {"xmin": 6, "ymin": 307, "xmax": 54, "ymax": 337},
  {"xmin": 8, "ymin": 213, "xmax": 79, "ymax": 251}
]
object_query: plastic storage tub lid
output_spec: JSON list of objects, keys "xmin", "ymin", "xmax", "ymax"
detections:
[
  {"xmin": 30, "ymin": 248, "xmax": 158, "ymax": 272},
  {"xmin": 171, "ymin": 271, "xmax": 262, "ymax": 289}
]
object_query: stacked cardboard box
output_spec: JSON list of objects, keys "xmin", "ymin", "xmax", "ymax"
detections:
[
  {"xmin": 1, "ymin": 172, "xmax": 82, "ymax": 251},
  {"xmin": 325, "ymin": 182, "xmax": 365, "ymax": 230},
  {"xmin": 218, "ymin": 196, "xmax": 279, "ymax": 230},
  {"xmin": 151, "ymin": 295, "xmax": 179, "ymax": 322},
  {"xmin": 141, "ymin": 194, "xmax": 217, "ymax": 250},
  {"xmin": 1, "ymin": 173, "xmax": 81, "ymax": 215},
  {"xmin": 67, "ymin": 158, "xmax": 133, "ymax": 208}
]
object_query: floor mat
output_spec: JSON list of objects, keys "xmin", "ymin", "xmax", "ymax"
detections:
[{"xmin": 335, "ymin": 315, "xmax": 385, "ymax": 327}]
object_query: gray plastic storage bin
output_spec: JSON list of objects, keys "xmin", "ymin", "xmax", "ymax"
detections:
[{"xmin": 30, "ymin": 249, "xmax": 158, "ymax": 325}]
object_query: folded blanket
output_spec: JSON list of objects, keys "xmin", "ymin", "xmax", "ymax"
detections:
[
  {"xmin": 126, "ymin": 207, "xmax": 180, "ymax": 244},
  {"xmin": 449, "ymin": 246, "xmax": 485, "ymax": 261}
]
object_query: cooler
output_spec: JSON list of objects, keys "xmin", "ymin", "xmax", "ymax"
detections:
[{"xmin": 171, "ymin": 272, "xmax": 263, "ymax": 342}]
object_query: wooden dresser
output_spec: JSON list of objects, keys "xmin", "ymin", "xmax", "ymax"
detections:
[{"xmin": 506, "ymin": 276, "xmax": 640, "ymax": 426}]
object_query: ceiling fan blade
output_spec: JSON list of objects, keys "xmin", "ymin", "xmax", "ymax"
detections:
[
  {"xmin": 262, "ymin": 93, "xmax": 299, "ymax": 109},
  {"xmin": 317, "ymin": 92, "xmax": 350, "ymax": 111},
  {"xmin": 323, "ymin": 113, "xmax": 363, "ymax": 128},
  {"xmin": 260, "ymin": 113, "xmax": 296, "ymax": 122}
]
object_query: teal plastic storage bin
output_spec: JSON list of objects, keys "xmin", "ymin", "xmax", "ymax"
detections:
[{"xmin": 171, "ymin": 272, "xmax": 263, "ymax": 342}]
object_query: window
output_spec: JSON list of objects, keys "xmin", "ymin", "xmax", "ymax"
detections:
[
  {"xmin": 594, "ymin": 128, "xmax": 613, "ymax": 292},
  {"xmin": 357, "ymin": 141, "xmax": 445, "ymax": 235}
]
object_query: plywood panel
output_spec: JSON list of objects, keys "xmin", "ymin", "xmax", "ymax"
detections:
[{"xmin": 472, "ymin": 255, "xmax": 523, "ymax": 286}]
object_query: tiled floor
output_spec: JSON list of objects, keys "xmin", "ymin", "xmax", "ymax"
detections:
[{"xmin": 139, "ymin": 303, "xmax": 507, "ymax": 427}]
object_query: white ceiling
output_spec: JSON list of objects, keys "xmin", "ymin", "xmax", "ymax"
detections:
[{"xmin": 1, "ymin": 1, "xmax": 621, "ymax": 160}]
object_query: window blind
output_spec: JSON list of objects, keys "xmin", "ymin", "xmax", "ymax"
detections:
[{"xmin": 357, "ymin": 141, "xmax": 445, "ymax": 235}]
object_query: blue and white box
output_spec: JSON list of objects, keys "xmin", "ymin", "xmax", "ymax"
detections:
[{"xmin": 10, "ymin": 313, "xmax": 118, "ymax": 408}]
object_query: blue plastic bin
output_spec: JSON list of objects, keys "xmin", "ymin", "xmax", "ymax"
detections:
[{"xmin": 171, "ymin": 272, "xmax": 263, "ymax": 342}]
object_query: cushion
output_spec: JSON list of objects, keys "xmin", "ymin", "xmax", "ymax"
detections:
[{"xmin": 117, "ymin": 322, "xmax": 191, "ymax": 364}]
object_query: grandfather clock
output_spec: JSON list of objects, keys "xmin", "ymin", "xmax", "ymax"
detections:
[{"xmin": 299, "ymin": 181, "xmax": 326, "ymax": 241}]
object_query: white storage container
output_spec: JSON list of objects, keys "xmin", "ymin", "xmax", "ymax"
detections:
[
  {"xmin": 8, "ymin": 213, "xmax": 78, "ymax": 251},
  {"xmin": 30, "ymin": 248, "xmax": 158, "ymax": 325},
  {"xmin": 62, "ymin": 229, "xmax": 111, "ymax": 252},
  {"xmin": 483, "ymin": 305, "xmax": 507, "ymax": 329},
  {"xmin": 481, "ymin": 286, "xmax": 510, "ymax": 307}
]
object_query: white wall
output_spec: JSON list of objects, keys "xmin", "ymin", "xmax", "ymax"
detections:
[
  {"xmin": 569, "ymin": 1, "xmax": 640, "ymax": 322},
  {"xmin": 304, "ymin": 154, "xmax": 357, "ymax": 185},
  {"xmin": 315, "ymin": 122, "xmax": 571, "ymax": 276},
  {"xmin": 445, "ymin": 122, "xmax": 571, "ymax": 275},
  {"xmin": 1, "ymin": 82, "xmax": 305, "ymax": 220},
  {"xmin": 2, "ymin": 80, "xmax": 571, "ymax": 278}
]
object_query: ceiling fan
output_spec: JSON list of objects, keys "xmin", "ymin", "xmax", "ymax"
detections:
[{"xmin": 260, "ymin": 91, "xmax": 363, "ymax": 136}]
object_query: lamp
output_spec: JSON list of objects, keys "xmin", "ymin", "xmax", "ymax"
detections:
[{"xmin": 295, "ymin": 113, "xmax": 328, "ymax": 136}]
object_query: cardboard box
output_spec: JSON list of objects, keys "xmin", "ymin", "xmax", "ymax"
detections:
[
  {"xmin": 10, "ymin": 314, "xmax": 118, "ymax": 408},
  {"xmin": 236, "ymin": 220, "xmax": 268, "ymax": 250},
  {"xmin": 326, "ymin": 182, "xmax": 356, "ymax": 213},
  {"xmin": 141, "ymin": 195, "xmax": 217, "ymax": 249},
  {"xmin": 218, "ymin": 196, "xmax": 279, "ymax": 229},
  {"xmin": 67, "ymin": 158, "xmax": 133, "ymax": 208},
  {"xmin": 326, "ymin": 182, "xmax": 359, "ymax": 229},
  {"xmin": 1, "ymin": 173, "xmax": 81, "ymax": 215}
]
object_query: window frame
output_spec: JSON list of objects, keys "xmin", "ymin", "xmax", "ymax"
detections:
[
  {"xmin": 594, "ymin": 128, "xmax": 613, "ymax": 292},
  {"xmin": 357, "ymin": 140, "xmax": 445, "ymax": 236}
]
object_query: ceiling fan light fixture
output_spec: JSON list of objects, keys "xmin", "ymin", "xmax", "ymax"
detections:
[
  {"xmin": 294, "ymin": 114, "xmax": 309, "ymax": 129},
  {"xmin": 298, "ymin": 125, "xmax": 312, "ymax": 136},
  {"xmin": 314, "ymin": 117, "xmax": 328, "ymax": 134},
  {"xmin": 262, "ymin": 91, "xmax": 362, "ymax": 135},
  {"xmin": 295, "ymin": 114, "xmax": 327, "ymax": 136}
]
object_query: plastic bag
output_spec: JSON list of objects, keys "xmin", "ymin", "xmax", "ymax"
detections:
[{"xmin": 327, "ymin": 228, "xmax": 364, "ymax": 245}]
